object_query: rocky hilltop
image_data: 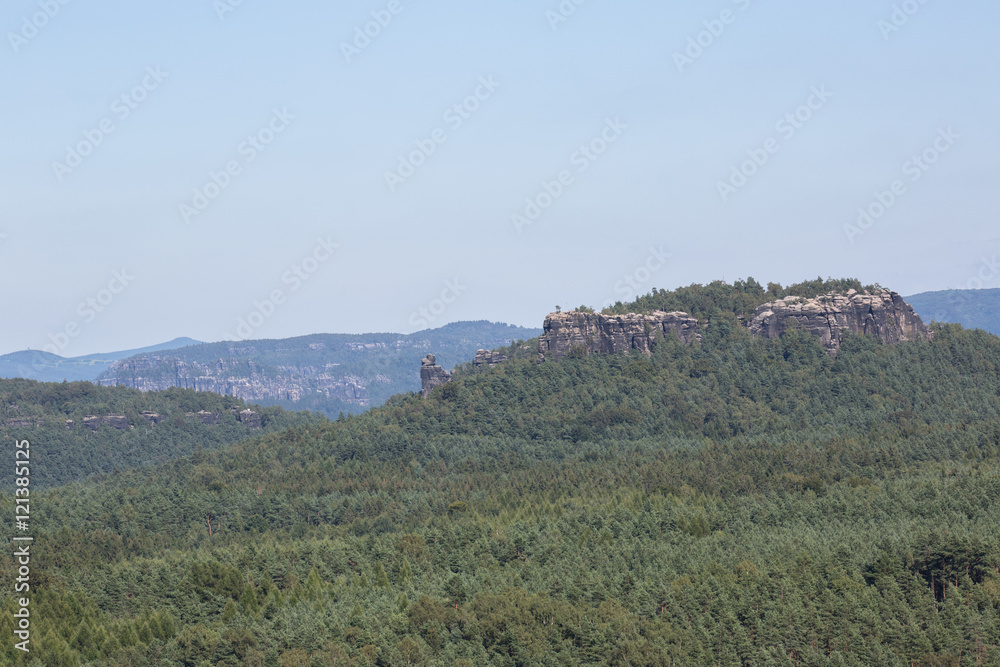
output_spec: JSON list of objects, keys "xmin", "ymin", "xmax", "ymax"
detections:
[
  {"xmin": 538, "ymin": 289, "xmax": 930, "ymax": 359},
  {"xmin": 748, "ymin": 289, "xmax": 932, "ymax": 353},
  {"xmin": 538, "ymin": 311, "xmax": 701, "ymax": 361}
]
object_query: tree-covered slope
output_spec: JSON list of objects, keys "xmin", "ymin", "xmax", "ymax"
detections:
[
  {"xmin": 601, "ymin": 276, "xmax": 872, "ymax": 318},
  {"xmin": 6, "ymin": 281, "xmax": 1000, "ymax": 665},
  {"xmin": 0, "ymin": 379, "xmax": 319, "ymax": 489}
]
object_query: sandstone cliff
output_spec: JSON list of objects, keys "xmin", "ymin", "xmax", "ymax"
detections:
[
  {"xmin": 99, "ymin": 356, "xmax": 371, "ymax": 406},
  {"xmin": 420, "ymin": 355, "xmax": 451, "ymax": 397},
  {"xmin": 538, "ymin": 311, "xmax": 701, "ymax": 361},
  {"xmin": 473, "ymin": 349, "xmax": 508, "ymax": 367},
  {"xmin": 536, "ymin": 290, "xmax": 931, "ymax": 360},
  {"xmin": 93, "ymin": 324, "xmax": 541, "ymax": 416},
  {"xmin": 748, "ymin": 289, "xmax": 932, "ymax": 354}
]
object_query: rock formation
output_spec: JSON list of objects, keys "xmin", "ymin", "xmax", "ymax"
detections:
[
  {"xmin": 186, "ymin": 410, "xmax": 220, "ymax": 425},
  {"xmin": 473, "ymin": 349, "xmax": 508, "ymax": 367},
  {"xmin": 99, "ymin": 356, "xmax": 370, "ymax": 406},
  {"xmin": 748, "ymin": 289, "xmax": 932, "ymax": 354},
  {"xmin": 536, "ymin": 290, "xmax": 931, "ymax": 361},
  {"xmin": 3, "ymin": 417, "xmax": 42, "ymax": 428},
  {"xmin": 141, "ymin": 411, "xmax": 163, "ymax": 425},
  {"xmin": 238, "ymin": 409, "xmax": 262, "ymax": 429},
  {"xmin": 420, "ymin": 354, "xmax": 451, "ymax": 397},
  {"xmin": 538, "ymin": 311, "xmax": 701, "ymax": 361}
]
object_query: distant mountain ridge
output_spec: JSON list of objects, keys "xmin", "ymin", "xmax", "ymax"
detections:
[
  {"xmin": 95, "ymin": 321, "xmax": 541, "ymax": 416},
  {"xmin": 905, "ymin": 288, "xmax": 1000, "ymax": 336},
  {"xmin": 0, "ymin": 337, "xmax": 202, "ymax": 383}
]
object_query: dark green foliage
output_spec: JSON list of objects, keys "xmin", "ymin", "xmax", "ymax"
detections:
[
  {"xmin": 603, "ymin": 276, "xmax": 869, "ymax": 318},
  {"xmin": 0, "ymin": 379, "xmax": 317, "ymax": 488},
  {"xmin": 7, "ymin": 284, "xmax": 1000, "ymax": 664}
]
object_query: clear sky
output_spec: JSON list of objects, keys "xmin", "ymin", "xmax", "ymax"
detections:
[{"xmin": 2, "ymin": 0, "xmax": 998, "ymax": 356}]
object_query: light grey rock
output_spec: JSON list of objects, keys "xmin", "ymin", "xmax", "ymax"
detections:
[
  {"xmin": 420, "ymin": 354, "xmax": 451, "ymax": 397},
  {"xmin": 238, "ymin": 409, "xmax": 262, "ymax": 430},
  {"xmin": 538, "ymin": 311, "xmax": 701, "ymax": 361},
  {"xmin": 473, "ymin": 349, "xmax": 508, "ymax": 367},
  {"xmin": 748, "ymin": 289, "xmax": 932, "ymax": 354}
]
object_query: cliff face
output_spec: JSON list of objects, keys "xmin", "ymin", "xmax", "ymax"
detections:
[
  {"xmin": 99, "ymin": 356, "xmax": 371, "ymax": 405},
  {"xmin": 537, "ymin": 290, "xmax": 931, "ymax": 360},
  {"xmin": 538, "ymin": 311, "xmax": 701, "ymax": 361},
  {"xmin": 473, "ymin": 349, "xmax": 508, "ymax": 367},
  {"xmin": 93, "ymin": 324, "xmax": 542, "ymax": 415},
  {"xmin": 420, "ymin": 355, "xmax": 451, "ymax": 397},
  {"xmin": 748, "ymin": 289, "xmax": 932, "ymax": 354}
]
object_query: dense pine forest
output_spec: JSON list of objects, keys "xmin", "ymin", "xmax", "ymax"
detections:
[
  {"xmin": 0, "ymin": 380, "xmax": 319, "ymax": 489},
  {"xmin": 3, "ymin": 280, "xmax": 1000, "ymax": 665}
]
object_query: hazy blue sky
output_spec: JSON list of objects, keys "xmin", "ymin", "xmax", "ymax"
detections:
[{"xmin": 2, "ymin": 0, "xmax": 998, "ymax": 356}]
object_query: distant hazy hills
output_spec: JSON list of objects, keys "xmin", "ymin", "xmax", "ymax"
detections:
[
  {"xmin": 92, "ymin": 321, "xmax": 540, "ymax": 417},
  {"xmin": 0, "ymin": 337, "xmax": 201, "ymax": 383},
  {"xmin": 905, "ymin": 288, "xmax": 1000, "ymax": 336}
]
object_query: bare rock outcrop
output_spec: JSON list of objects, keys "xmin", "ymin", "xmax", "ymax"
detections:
[
  {"xmin": 420, "ymin": 354, "xmax": 451, "ymax": 397},
  {"xmin": 141, "ymin": 411, "xmax": 163, "ymax": 425},
  {"xmin": 538, "ymin": 311, "xmax": 701, "ymax": 361},
  {"xmin": 473, "ymin": 349, "xmax": 508, "ymax": 367},
  {"xmin": 238, "ymin": 409, "xmax": 262, "ymax": 429},
  {"xmin": 748, "ymin": 289, "xmax": 932, "ymax": 354},
  {"xmin": 186, "ymin": 410, "xmax": 220, "ymax": 425},
  {"xmin": 100, "ymin": 356, "xmax": 370, "ymax": 407}
]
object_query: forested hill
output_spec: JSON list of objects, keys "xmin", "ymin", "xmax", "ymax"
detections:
[
  {"xmin": 906, "ymin": 288, "xmax": 1000, "ymax": 336},
  {"xmin": 0, "ymin": 379, "xmax": 319, "ymax": 489},
  {"xmin": 0, "ymin": 337, "xmax": 201, "ymax": 383},
  {"xmin": 7, "ymin": 280, "xmax": 1000, "ymax": 665},
  {"xmin": 95, "ymin": 321, "xmax": 541, "ymax": 417}
]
